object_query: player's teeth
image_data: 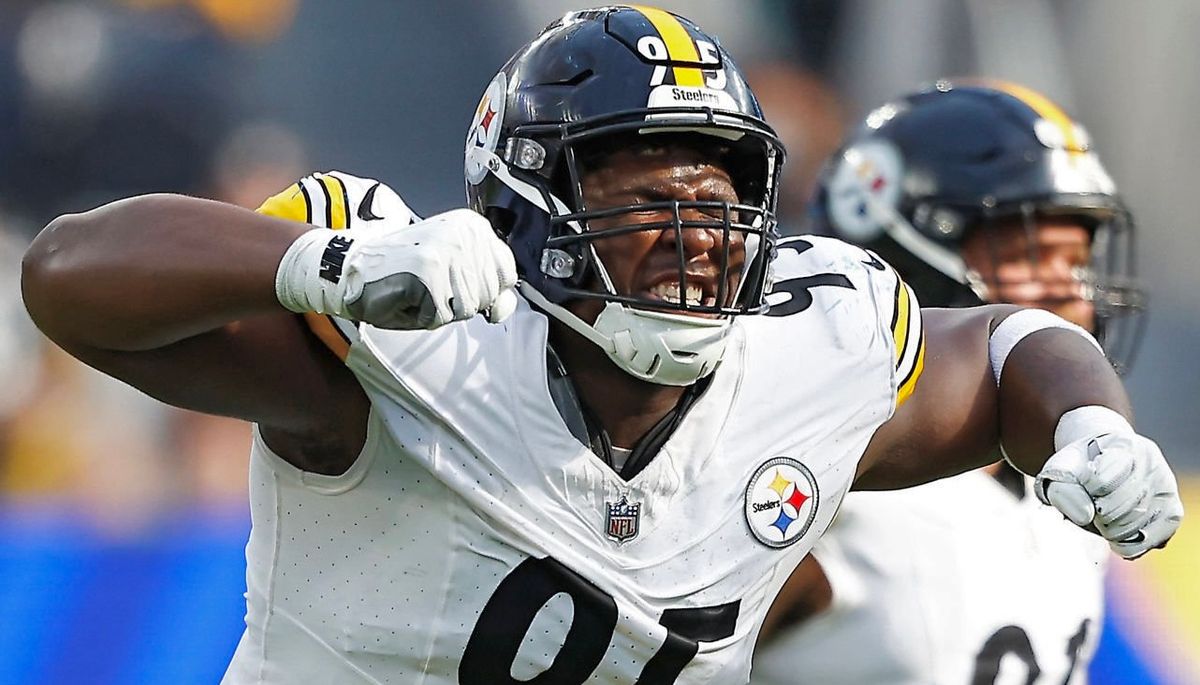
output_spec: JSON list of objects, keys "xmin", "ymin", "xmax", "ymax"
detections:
[
  {"xmin": 651, "ymin": 282, "xmax": 682, "ymax": 304},
  {"xmin": 650, "ymin": 282, "xmax": 705, "ymax": 306}
]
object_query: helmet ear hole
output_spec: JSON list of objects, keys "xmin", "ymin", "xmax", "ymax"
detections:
[
  {"xmin": 482, "ymin": 205, "xmax": 516, "ymax": 239},
  {"xmin": 484, "ymin": 206, "xmax": 516, "ymax": 238},
  {"xmin": 548, "ymin": 154, "xmax": 583, "ymax": 213}
]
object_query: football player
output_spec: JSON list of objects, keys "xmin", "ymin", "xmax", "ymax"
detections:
[
  {"xmin": 21, "ymin": 8, "xmax": 1181, "ymax": 683},
  {"xmin": 753, "ymin": 81, "xmax": 1145, "ymax": 684}
]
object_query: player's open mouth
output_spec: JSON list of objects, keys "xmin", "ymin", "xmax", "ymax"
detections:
[
  {"xmin": 639, "ymin": 277, "xmax": 721, "ymax": 317},
  {"xmin": 648, "ymin": 281, "xmax": 710, "ymax": 307}
]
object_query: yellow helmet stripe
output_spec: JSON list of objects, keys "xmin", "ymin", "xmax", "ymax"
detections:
[
  {"xmin": 986, "ymin": 79, "xmax": 1082, "ymax": 154},
  {"xmin": 629, "ymin": 5, "xmax": 704, "ymax": 86}
]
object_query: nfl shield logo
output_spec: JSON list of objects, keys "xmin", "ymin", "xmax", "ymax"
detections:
[{"xmin": 605, "ymin": 495, "xmax": 641, "ymax": 543}]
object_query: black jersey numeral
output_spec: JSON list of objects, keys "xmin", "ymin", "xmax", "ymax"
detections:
[
  {"xmin": 765, "ymin": 239, "xmax": 855, "ymax": 317},
  {"xmin": 971, "ymin": 619, "xmax": 1091, "ymax": 685},
  {"xmin": 459, "ymin": 557, "xmax": 615, "ymax": 683},
  {"xmin": 460, "ymin": 556, "xmax": 740, "ymax": 684}
]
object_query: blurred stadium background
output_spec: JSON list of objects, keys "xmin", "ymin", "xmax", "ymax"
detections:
[{"xmin": 0, "ymin": 1, "xmax": 1196, "ymax": 683}]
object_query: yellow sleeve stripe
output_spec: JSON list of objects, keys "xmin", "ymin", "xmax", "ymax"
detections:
[
  {"xmin": 628, "ymin": 5, "xmax": 704, "ymax": 86},
  {"xmin": 258, "ymin": 173, "xmax": 350, "ymax": 232},
  {"xmin": 892, "ymin": 277, "xmax": 911, "ymax": 364},
  {"xmin": 255, "ymin": 182, "xmax": 308, "ymax": 222},
  {"xmin": 322, "ymin": 173, "xmax": 351, "ymax": 230},
  {"xmin": 892, "ymin": 279, "xmax": 923, "ymax": 406},
  {"xmin": 296, "ymin": 179, "xmax": 315, "ymax": 223},
  {"xmin": 315, "ymin": 173, "xmax": 349, "ymax": 230},
  {"xmin": 896, "ymin": 332, "xmax": 925, "ymax": 407}
]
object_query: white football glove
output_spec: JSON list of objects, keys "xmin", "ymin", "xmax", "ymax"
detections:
[
  {"xmin": 275, "ymin": 208, "xmax": 518, "ymax": 329},
  {"xmin": 1035, "ymin": 406, "xmax": 1184, "ymax": 559}
]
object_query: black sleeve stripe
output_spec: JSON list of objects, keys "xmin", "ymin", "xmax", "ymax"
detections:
[
  {"xmin": 297, "ymin": 175, "xmax": 331, "ymax": 228},
  {"xmin": 296, "ymin": 178, "xmax": 313, "ymax": 224},
  {"xmin": 889, "ymin": 276, "xmax": 901, "ymax": 333},
  {"xmin": 317, "ymin": 176, "xmax": 334, "ymax": 228}
]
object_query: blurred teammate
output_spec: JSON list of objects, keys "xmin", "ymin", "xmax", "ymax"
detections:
[
  {"xmin": 23, "ymin": 8, "xmax": 1179, "ymax": 683},
  {"xmin": 754, "ymin": 80, "xmax": 1145, "ymax": 684}
]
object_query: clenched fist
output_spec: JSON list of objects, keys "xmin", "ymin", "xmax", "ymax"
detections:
[
  {"xmin": 275, "ymin": 208, "xmax": 518, "ymax": 329},
  {"xmin": 1036, "ymin": 406, "xmax": 1184, "ymax": 559}
]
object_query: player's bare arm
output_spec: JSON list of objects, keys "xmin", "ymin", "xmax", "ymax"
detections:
[
  {"xmin": 20, "ymin": 194, "xmax": 372, "ymax": 472},
  {"xmin": 23, "ymin": 194, "xmax": 305, "ymax": 353},
  {"xmin": 857, "ymin": 303, "xmax": 1177, "ymax": 558},
  {"xmin": 23, "ymin": 177, "xmax": 519, "ymax": 474},
  {"xmin": 856, "ymin": 303, "xmax": 1127, "ymax": 487}
]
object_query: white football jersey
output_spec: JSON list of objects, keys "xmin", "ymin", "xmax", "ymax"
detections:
[
  {"xmin": 751, "ymin": 470, "xmax": 1110, "ymax": 685},
  {"xmin": 223, "ymin": 174, "xmax": 925, "ymax": 684}
]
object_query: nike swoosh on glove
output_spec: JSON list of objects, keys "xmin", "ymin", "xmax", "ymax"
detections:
[
  {"xmin": 1036, "ymin": 408, "xmax": 1184, "ymax": 559},
  {"xmin": 276, "ymin": 208, "xmax": 518, "ymax": 329}
]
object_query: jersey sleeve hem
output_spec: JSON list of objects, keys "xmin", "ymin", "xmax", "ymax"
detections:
[
  {"xmin": 890, "ymin": 277, "xmax": 925, "ymax": 409},
  {"xmin": 250, "ymin": 407, "xmax": 385, "ymax": 495}
]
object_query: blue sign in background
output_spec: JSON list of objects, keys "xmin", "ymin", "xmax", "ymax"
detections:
[
  {"xmin": 0, "ymin": 506, "xmax": 1181, "ymax": 685},
  {"xmin": 0, "ymin": 509, "xmax": 246, "ymax": 685}
]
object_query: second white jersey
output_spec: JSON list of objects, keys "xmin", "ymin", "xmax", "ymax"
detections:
[
  {"xmin": 224, "ymin": 175, "xmax": 925, "ymax": 684},
  {"xmin": 751, "ymin": 470, "xmax": 1110, "ymax": 685}
]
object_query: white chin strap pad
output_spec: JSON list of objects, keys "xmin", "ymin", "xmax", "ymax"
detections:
[
  {"xmin": 518, "ymin": 283, "xmax": 730, "ymax": 386},
  {"xmin": 591, "ymin": 303, "xmax": 729, "ymax": 386}
]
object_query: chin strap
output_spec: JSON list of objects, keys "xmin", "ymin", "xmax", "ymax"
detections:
[
  {"xmin": 518, "ymin": 282, "xmax": 729, "ymax": 387},
  {"xmin": 519, "ymin": 282, "xmax": 619, "ymax": 353}
]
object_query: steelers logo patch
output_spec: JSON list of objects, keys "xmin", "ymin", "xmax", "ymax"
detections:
[{"xmin": 744, "ymin": 457, "xmax": 819, "ymax": 548}]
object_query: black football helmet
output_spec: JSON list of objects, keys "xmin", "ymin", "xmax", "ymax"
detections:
[
  {"xmin": 807, "ymin": 80, "xmax": 1145, "ymax": 372},
  {"xmin": 464, "ymin": 6, "xmax": 784, "ymax": 385}
]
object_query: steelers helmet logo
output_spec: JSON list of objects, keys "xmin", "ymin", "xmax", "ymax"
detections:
[
  {"xmin": 827, "ymin": 139, "xmax": 903, "ymax": 242},
  {"xmin": 465, "ymin": 71, "xmax": 506, "ymax": 185},
  {"xmin": 744, "ymin": 457, "xmax": 819, "ymax": 548}
]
